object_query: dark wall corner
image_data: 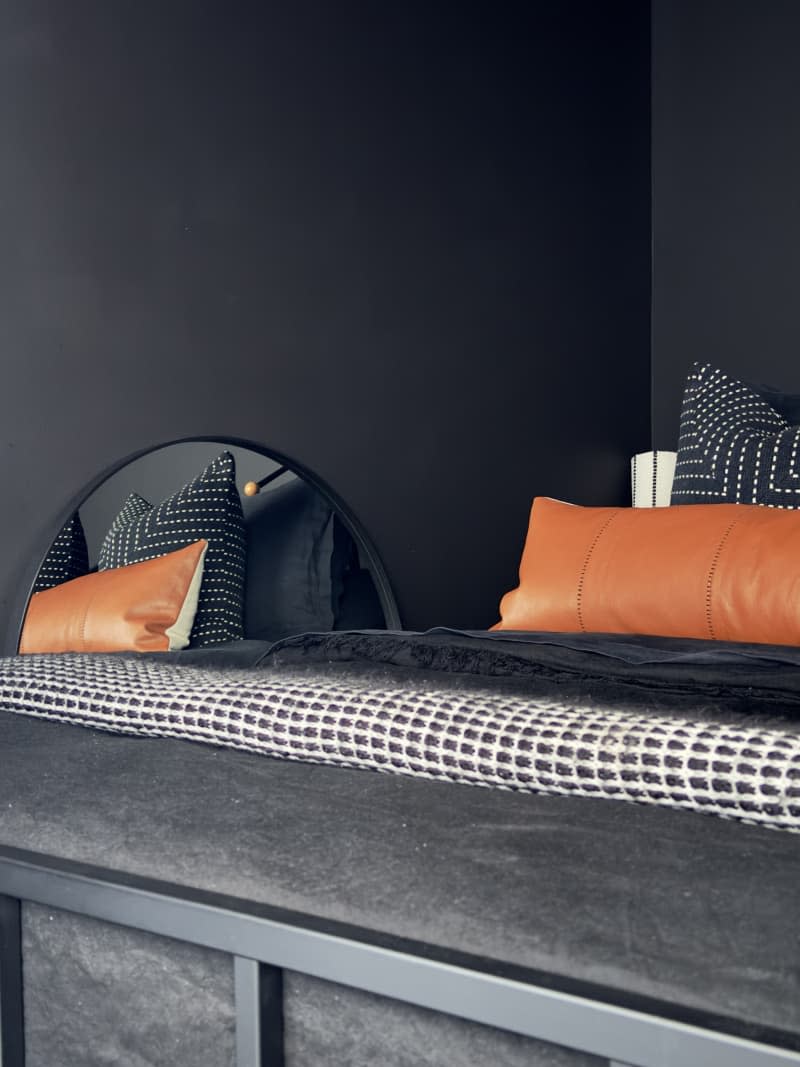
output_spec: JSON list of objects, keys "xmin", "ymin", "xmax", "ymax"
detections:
[
  {"xmin": 652, "ymin": 0, "xmax": 800, "ymax": 448},
  {"xmin": 0, "ymin": 1, "xmax": 651, "ymax": 632}
]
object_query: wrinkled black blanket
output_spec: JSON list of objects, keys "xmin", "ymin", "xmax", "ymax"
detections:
[
  {"xmin": 163, "ymin": 627, "xmax": 800, "ymax": 711},
  {"xmin": 260, "ymin": 628, "xmax": 800, "ymax": 713}
]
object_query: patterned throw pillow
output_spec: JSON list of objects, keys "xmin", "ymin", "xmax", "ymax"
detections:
[
  {"xmin": 22, "ymin": 541, "xmax": 208, "ymax": 654},
  {"xmin": 32, "ymin": 512, "xmax": 89, "ymax": 593},
  {"xmin": 671, "ymin": 362, "xmax": 800, "ymax": 508},
  {"xmin": 98, "ymin": 451, "xmax": 246, "ymax": 646}
]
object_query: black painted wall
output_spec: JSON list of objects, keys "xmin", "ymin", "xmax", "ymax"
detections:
[
  {"xmin": 0, "ymin": 2, "xmax": 650, "ymax": 647},
  {"xmin": 652, "ymin": 0, "xmax": 800, "ymax": 448}
]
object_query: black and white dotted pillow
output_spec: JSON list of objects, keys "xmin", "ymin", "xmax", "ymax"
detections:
[
  {"xmin": 98, "ymin": 451, "xmax": 246, "ymax": 646},
  {"xmin": 671, "ymin": 362, "xmax": 800, "ymax": 508},
  {"xmin": 32, "ymin": 512, "xmax": 89, "ymax": 593}
]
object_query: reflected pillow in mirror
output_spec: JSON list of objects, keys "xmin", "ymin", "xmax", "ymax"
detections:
[
  {"xmin": 32, "ymin": 512, "xmax": 89, "ymax": 593},
  {"xmin": 243, "ymin": 477, "xmax": 341, "ymax": 641},
  {"xmin": 20, "ymin": 540, "xmax": 208, "ymax": 654},
  {"xmin": 98, "ymin": 451, "xmax": 246, "ymax": 647}
]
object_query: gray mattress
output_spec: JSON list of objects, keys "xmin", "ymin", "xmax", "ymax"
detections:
[
  {"xmin": 1, "ymin": 707, "xmax": 799, "ymax": 1060},
  {"xmin": 4, "ymin": 627, "xmax": 800, "ymax": 1065}
]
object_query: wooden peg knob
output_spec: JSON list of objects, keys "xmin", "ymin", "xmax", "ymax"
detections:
[{"xmin": 243, "ymin": 481, "xmax": 260, "ymax": 496}]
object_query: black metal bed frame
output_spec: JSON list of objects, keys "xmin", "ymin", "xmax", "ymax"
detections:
[{"xmin": 0, "ymin": 845, "xmax": 798, "ymax": 1067}]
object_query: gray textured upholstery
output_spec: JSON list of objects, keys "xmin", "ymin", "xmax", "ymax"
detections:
[
  {"xmin": 1, "ymin": 709, "xmax": 799, "ymax": 1059},
  {"xmin": 21, "ymin": 903, "xmax": 603, "ymax": 1067},
  {"xmin": 283, "ymin": 972, "xmax": 605, "ymax": 1067},
  {"xmin": 23, "ymin": 905, "xmax": 235, "ymax": 1067}
]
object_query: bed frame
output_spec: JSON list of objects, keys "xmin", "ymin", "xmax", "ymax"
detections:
[{"xmin": 1, "ymin": 845, "xmax": 797, "ymax": 1067}]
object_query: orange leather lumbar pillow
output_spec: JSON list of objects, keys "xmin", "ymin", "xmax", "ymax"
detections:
[
  {"xmin": 493, "ymin": 498, "xmax": 800, "ymax": 645},
  {"xmin": 19, "ymin": 540, "xmax": 208, "ymax": 654}
]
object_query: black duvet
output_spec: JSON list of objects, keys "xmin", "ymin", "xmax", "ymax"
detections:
[{"xmin": 257, "ymin": 626, "xmax": 800, "ymax": 708}]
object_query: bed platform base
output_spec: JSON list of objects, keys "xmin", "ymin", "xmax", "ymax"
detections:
[{"xmin": 0, "ymin": 845, "xmax": 797, "ymax": 1067}]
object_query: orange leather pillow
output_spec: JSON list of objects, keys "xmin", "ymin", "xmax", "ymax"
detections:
[
  {"xmin": 493, "ymin": 498, "xmax": 800, "ymax": 645},
  {"xmin": 19, "ymin": 540, "xmax": 208, "ymax": 654}
]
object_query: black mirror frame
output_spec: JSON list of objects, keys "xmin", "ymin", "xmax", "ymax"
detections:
[{"xmin": 9, "ymin": 436, "xmax": 401, "ymax": 655}]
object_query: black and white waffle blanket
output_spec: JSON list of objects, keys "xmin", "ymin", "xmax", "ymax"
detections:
[{"xmin": 1, "ymin": 630, "xmax": 800, "ymax": 832}]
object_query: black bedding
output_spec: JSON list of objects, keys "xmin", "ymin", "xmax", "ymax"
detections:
[
  {"xmin": 1, "ymin": 628, "xmax": 800, "ymax": 1064},
  {"xmin": 2, "ymin": 629, "xmax": 799, "ymax": 831},
  {"xmin": 170, "ymin": 626, "xmax": 800, "ymax": 697},
  {"xmin": 264, "ymin": 627, "xmax": 800, "ymax": 710},
  {"xmin": 1, "ymin": 712, "xmax": 799, "ymax": 1050},
  {"xmin": 158, "ymin": 627, "xmax": 800, "ymax": 724}
]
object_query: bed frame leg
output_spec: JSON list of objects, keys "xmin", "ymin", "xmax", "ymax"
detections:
[
  {"xmin": 234, "ymin": 955, "xmax": 284, "ymax": 1067},
  {"xmin": 0, "ymin": 894, "xmax": 24, "ymax": 1067}
]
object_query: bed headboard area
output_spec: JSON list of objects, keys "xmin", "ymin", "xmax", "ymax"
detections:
[
  {"xmin": 0, "ymin": 1, "xmax": 651, "ymax": 654},
  {"xmin": 4, "ymin": 0, "xmax": 800, "ymax": 655}
]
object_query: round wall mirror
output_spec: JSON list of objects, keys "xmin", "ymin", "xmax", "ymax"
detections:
[{"xmin": 22, "ymin": 439, "xmax": 400, "ymax": 650}]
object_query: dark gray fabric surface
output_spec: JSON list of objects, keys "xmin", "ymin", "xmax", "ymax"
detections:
[
  {"xmin": 242, "ymin": 477, "xmax": 338, "ymax": 643},
  {"xmin": 20, "ymin": 900, "xmax": 604, "ymax": 1067},
  {"xmin": 261, "ymin": 628, "xmax": 800, "ymax": 712},
  {"xmin": 1, "ymin": 711, "xmax": 798, "ymax": 1044},
  {"xmin": 283, "ymin": 971, "xmax": 605, "ymax": 1067},
  {"xmin": 168, "ymin": 625, "xmax": 800, "ymax": 715},
  {"xmin": 22, "ymin": 903, "xmax": 235, "ymax": 1067}
]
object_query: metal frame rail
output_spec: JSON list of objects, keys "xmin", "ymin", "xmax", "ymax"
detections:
[{"xmin": 0, "ymin": 846, "xmax": 797, "ymax": 1067}]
